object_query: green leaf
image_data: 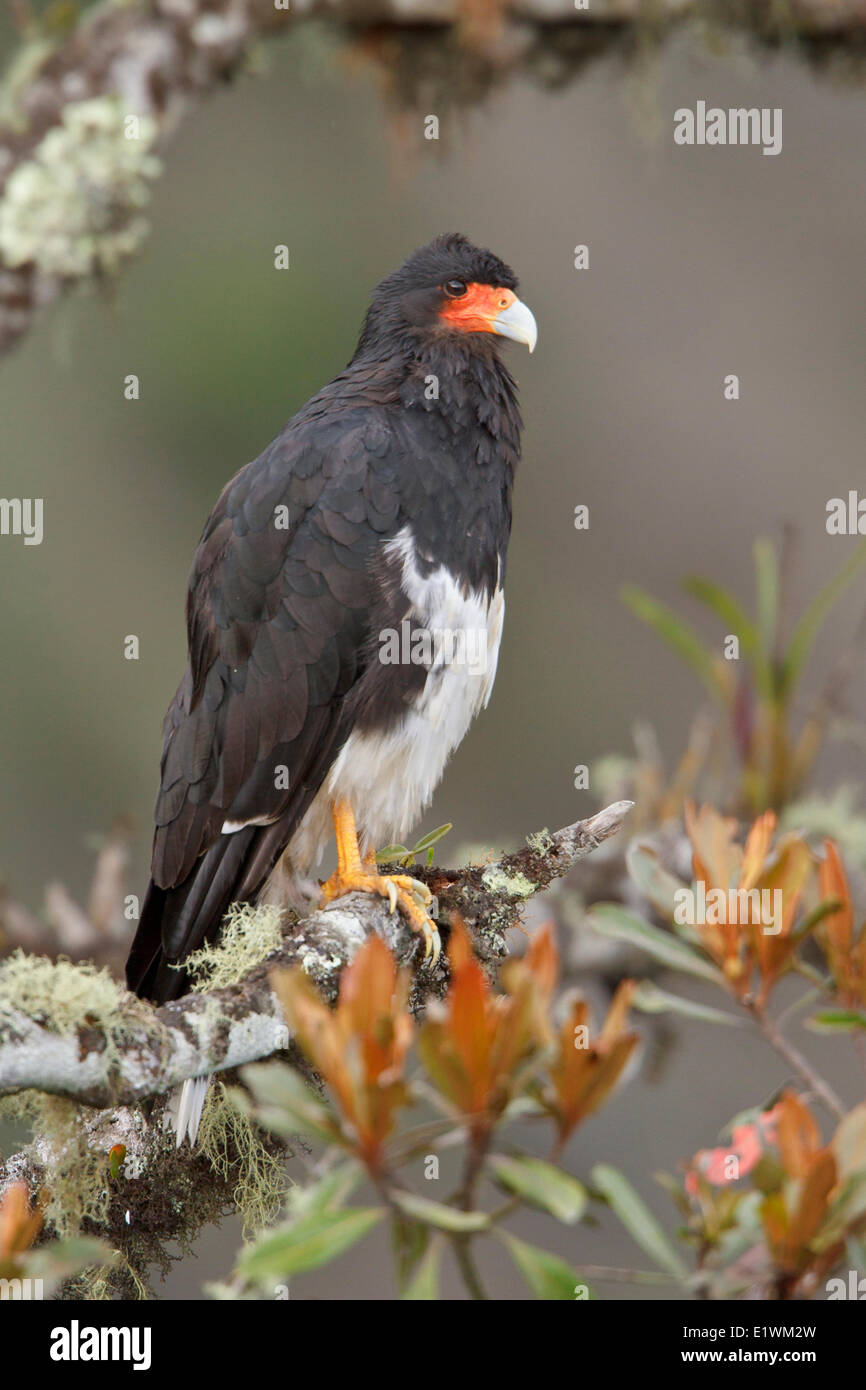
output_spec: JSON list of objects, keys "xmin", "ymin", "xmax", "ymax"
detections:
[
  {"xmin": 239, "ymin": 1060, "xmax": 316, "ymax": 1111},
  {"xmin": 411, "ymin": 823, "xmax": 453, "ymax": 855},
  {"xmin": 234, "ymin": 1063, "xmax": 339, "ymax": 1144},
  {"xmin": 806, "ymin": 1010, "xmax": 866, "ymax": 1034},
  {"xmin": 591, "ymin": 1163, "xmax": 687, "ymax": 1280},
  {"xmin": 26, "ymin": 1236, "xmax": 116, "ymax": 1285},
  {"xmin": 383, "ymin": 1117, "xmax": 463, "ymax": 1163},
  {"xmin": 378, "ymin": 824, "xmax": 452, "ymax": 867},
  {"xmin": 621, "ymin": 585, "xmax": 726, "ymax": 703},
  {"xmin": 586, "ymin": 904, "xmax": 726, "ymax": 985},
  {"xmin": 239, "ymin": 1206, "xmax": 383, "ymax": 1284},
  {"xmin": 496, "ymin": 1230, "xmax": 583, "ymax": 1300},
  {"xmin": 376, "ymin": 843, "xmax": 410, "ymax": 864},
  {"xmin": 626, "ymin": 841, "xmax": 688, "ymax": 918},
  {"xmin": 780, "ymin": 539, "xmax": 866, "ymax": 697},
  {"xmin": 794, "ymin": 897, "xmax": 843, "ymax": 940},
  {"xmin": 749, "ymin": 1155, "xmax": 786, "ymax": 1197},
  {"xmin": 682, "ymin": 575, "xmax": 759, "ymax": 657},
  {"xmin": 401, "ymin": 1239, "xmax": 444, "ymax": 1300},
  {"xmin": 392, "ymin": 1212, "xmax": 429, "ymax": 1293},
  {"xmin": 290, "ymin": 1162, "xmax": 361, "ymax": 1220},
  {"xmin": 488, "ymin": 1155, "xmax": 588, "ymax": 1224},
  {"xmin": 632, "ymin": 980, "xmax": 745, "ymax": 1028},
  {"xmin": 817, "ymin": 1171, "xmax": 866, "ymax": 1247},
  {"xmin": 391, "ymin": 1189, "xmax": 490, "ymax": 1233},
  {"xmin": 500, "ymin": 1096, "xmax": 548, "ymax": 1123},
  {"xmin": 752, "ymin": 537, "xmax": 779, "ymax": 698}
]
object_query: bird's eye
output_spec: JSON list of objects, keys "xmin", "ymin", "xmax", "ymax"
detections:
[{"xmin": 443, "ymin": 279, "xmax": 468, "ymax": 298}]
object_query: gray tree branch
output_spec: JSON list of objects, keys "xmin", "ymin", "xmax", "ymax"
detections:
[
  {"xmin": 0, "ymin": 802, "xmax": 632, "ymax": 1296},
  {"xmin": 0, "ymin": 798, "xmax": 632, "ymax": 1129}
]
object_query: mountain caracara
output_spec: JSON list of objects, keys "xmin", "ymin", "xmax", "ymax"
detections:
[{"xmin": 125, "ymin": 233, "xmax": 537, "ymax": 1141}]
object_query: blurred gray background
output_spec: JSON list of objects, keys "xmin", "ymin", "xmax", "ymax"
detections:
[{"xmin": 1, "ymin": 21, "xmax": 865, "ymax": 1297}]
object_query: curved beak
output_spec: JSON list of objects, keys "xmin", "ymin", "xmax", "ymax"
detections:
[{"xmin": 492, "ymin": 296, "xmax": 538, "ymax": 354}]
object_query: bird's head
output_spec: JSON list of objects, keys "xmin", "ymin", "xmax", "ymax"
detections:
[{"xmin": 354, "ymin": 233, "xmax": 537, "ymax": 362}]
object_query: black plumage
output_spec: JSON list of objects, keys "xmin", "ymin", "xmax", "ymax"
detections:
[{"xmin": 126, "ymin": 233, "xmax": 532, "ymax": 1004}]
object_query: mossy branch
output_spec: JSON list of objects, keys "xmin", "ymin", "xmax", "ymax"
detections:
[
  {"xmin": 0, "ymin": 802, "xmax": 632, "ymax": 1291},
  {"xmin": 0, "ymin": 801, "xmax": 632, "ymax": 1113}
]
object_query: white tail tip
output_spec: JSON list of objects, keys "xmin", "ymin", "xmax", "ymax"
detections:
[{"xmin": 168, "ymin": 1076, "xmax": 211, "ymax": 1149}]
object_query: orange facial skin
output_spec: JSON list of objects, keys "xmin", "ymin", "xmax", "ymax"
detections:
[{"xmin": 438, "ymin": 283, "xmax": 516, "ymax": 335}]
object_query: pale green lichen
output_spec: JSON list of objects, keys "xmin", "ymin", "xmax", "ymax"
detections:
[
  {"xmin": 5, "ymin": 1092, "xmax": 110, "ymax": 1238},
  {"xmin": 198, "ymin": 1081, "xmax": 289, "ymax": 1239},
  {"xmin": 481, "ymin": 866, "xmax": 536, "ymax": 899},
  {"xmin": 0, "ymin": 97, "xmax": 161, "ymax": 277},
  {"xmin": 0, "ymin": 954, "xmax": 142, "ymax": 1240},
  {"xmin": 70, "ymin": 1254, "xmax": 148, "ymax": 1302},
  {"xmin": 1, "ymin": 912, "xmax": 287, "ymax": 1261},
  {"xmin": 182, "ymin": 902, "xmax": 286, "ymax": 993},
  {"xmin": 0, "ymin": 950, "xmax": 129, "ymax": 1035},
  {"xmin": 525, "ymin": 829, "xmax": 555, "ymax": 857},
  {"xmin": 173, "ymin": 908, "xmax": 293, "ymax": 1240}
]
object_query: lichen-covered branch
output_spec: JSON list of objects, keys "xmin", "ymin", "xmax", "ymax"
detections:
[
  {"xmin": 0, "ymin": 0, "xmax": 292, "ymax": 355},
  {"xmin": 0, "ymin": 800, "xmax": 633, "ymax": 1112},
  {"xmin": 0, "ymin": 802, "xmax": 632, "ymax": 1295},
  {"xmin": 2, "ymin": 0, "xmax": 866, "ymax": 356}
]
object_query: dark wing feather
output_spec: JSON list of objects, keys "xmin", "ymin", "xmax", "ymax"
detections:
[
  {"xmin": 152, "ymin": 415, "xmax": 391, "ymax": 891},
  {"xmin": 127, "ymin": 395, "xmax": 406, "ymax": 999}
]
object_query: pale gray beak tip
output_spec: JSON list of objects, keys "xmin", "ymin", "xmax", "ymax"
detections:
[{"xmin": 493, "ymin": 296, "xmax": 538, "ymax": 354}]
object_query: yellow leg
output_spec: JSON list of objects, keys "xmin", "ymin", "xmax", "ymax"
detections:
[{"xmin": 320, "ymin": 799, "xmax": 441, "ymax": 964}]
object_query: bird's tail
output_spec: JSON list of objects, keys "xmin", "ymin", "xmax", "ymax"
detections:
[
  {"xmin": 166, "ymin": 1076, "xmax": 211, "ymax": 1149},
  {"xmin": 125, "ymin": 827, "xmax": 268, "ymax": 1147},
  {"xmin": 125, "ymin": 825, "xmax": 266, "ymax": 1003},
  {"xmin": 125, "ymin": 818, "xmax": 312, "ymax": 1145}
]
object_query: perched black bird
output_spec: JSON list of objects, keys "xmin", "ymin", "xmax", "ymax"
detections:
[{"xmin": 126, "ymin": 233, "xmax": 537, "ymax": 1140}]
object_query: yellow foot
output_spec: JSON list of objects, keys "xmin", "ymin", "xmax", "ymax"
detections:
[{"xmin": 321, "ymin": 867, "xmax": 441, "ymax": 965}]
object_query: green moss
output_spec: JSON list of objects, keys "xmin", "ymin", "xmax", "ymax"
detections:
[
  {"xmin": 182, "ymin": 902, "xmax": 285, "ymax": 993},
  {"xmin": 197, "ymin": 1081, "xmax": 289, "ymax": 1240}
]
